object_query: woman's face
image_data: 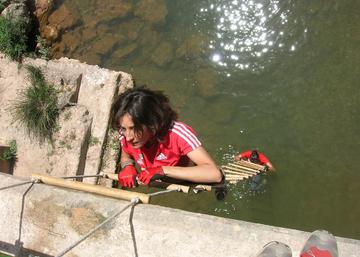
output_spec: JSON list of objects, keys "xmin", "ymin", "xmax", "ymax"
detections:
[{"xmin": 119, "ymin": 113, "xmax": 153, "ymax": 149}]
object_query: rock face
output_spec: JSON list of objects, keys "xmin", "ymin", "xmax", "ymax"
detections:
[{"xmin": 0, "ymin": 53, "xmax": 134, "ymax": 183}]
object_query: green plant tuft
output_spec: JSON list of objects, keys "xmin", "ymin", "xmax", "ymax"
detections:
[
  {"xmin": 36, "ymin": 35, "xmax": 51, "ymax": 60},
  {"xmin": 11, "ymin": 66, "xmax": 59, "ymax": 141},
  {"xmin": 1, "ymin": 140, "xmax": 17, "ymax": 161},
  {"xmin": 0, "ymin": 16, "xmax": 28, "ymax": 60},
  {"xmin": 89, "ymin": 136, "xmax": 101, "ymax": 146}
]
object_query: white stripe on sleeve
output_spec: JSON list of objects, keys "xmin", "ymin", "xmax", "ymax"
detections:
[
  {"xmin": 174, "ymin": 122, "xmax": 201, "ymax": 146},
  {"xmin": 171, "ymin": 122, "xmax": 201, "ymax": 150}
]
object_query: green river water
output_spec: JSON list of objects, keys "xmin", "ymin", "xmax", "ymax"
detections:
[{"xmin": 53, "ymin": 0, "xmax": 360, "ymax": 239}]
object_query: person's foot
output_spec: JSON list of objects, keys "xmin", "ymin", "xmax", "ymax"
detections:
[
  {"xmin": 254, "ymin": 241, "xmax": 292, "ymax": 257},
  {"xmin": 300, "ymin": 230, "xmax": 338, "ymax": 257}
]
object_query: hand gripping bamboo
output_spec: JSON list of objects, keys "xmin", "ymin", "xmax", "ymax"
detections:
[
  {"xmin": 31, "ymin": 173, "xmax": 150, "ymax": 203},
  {"xmin": 103, "ymin": 172, "xmax": 191, "ymax": 193}
]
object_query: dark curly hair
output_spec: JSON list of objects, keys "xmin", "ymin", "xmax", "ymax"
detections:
[{"xmin": 111, "ymin": 86, "xmax": 178, "ymax": 140}]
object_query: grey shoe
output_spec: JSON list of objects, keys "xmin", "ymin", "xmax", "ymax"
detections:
[
  {"xmin": 300, "ymin": 230, "xmax": 338, "ymax": 257},
  {"xmin": 255, "ymin": 241, "xmax": 292, "ymax": 257}
]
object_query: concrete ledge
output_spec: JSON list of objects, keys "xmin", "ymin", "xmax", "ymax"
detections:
[{"xmin": 0, "ymin": 174, "xmax": 359, "ymax": 257}]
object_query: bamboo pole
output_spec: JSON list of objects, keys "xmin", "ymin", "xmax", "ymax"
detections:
[
  {"xmin": 235, "ymin": 160, "xmax": 266, "ymax": 171},
  {"xmin": 225, "ymin": 177, "xmax": 245, "ymax": 181},
  {"xmin": 227, "ymin": 163, "xmax": 260, "ymax": 173},
  {"xmin": 225, "ymin": 174, "xmax": 249, "ymax": 180},
  {"xmin": 222, "ymin": 165, "xmax": 258, "ymax": 175},
  {"xmin": 103, "ymin": 172, "xmax": 190, "ymax": 193},
  {"xmin": 31, "ymin": 173, "xmax": 150, "ymax": 204},
  {"xmin": 222, "ymin": 169, "xmax": 252, "ymax": 176},
  {"xmin": 225, "ymin": 173, "xmax": 249, "ymax": 178}
]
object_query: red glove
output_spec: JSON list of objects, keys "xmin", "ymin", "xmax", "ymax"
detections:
[
  {"xmin": 118, "ymin": 165, "xmax": 137, "ymax": 188},
  {"xmin": 138, "ymin": 167, "xmax": 165, "ymax": 185}
]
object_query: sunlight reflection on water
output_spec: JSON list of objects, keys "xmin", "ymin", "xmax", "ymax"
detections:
[{"xmin": 197, "ymin": 0, "xmax": 304, "ymax": 72}]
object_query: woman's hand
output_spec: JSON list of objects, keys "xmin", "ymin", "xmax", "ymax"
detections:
[
  {"xmin": 138, "ymin": 167, "xmax": 165, "ymax": 185},
  {"xmin": 118, "ymin": 165, "xmax": 137, "ymax": 188}
]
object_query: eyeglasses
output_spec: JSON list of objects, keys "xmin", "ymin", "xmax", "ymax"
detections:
[
  {"xmin": 119, "ymin": 127, "xmax": 143, "ymax": 138},
  {"xmin": 119, "ymin": 127, "xmax": 133, "ymax": 136}
]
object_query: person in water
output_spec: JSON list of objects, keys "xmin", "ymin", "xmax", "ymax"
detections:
[
  {"xmin": 235, "ymin": 149, "xmax": 275, "ymax": 171},
  {"xmin": 111, "ymin": 87, "xmax": 223, "ymax": 188},
  {"xmin": 235, "ymin": 150, "xmax": 275, "ymax": 191}
]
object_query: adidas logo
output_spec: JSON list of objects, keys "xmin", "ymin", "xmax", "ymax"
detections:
[{"xmin": 155, "ymin": 152, "xmax": 167, "ymax": 161}]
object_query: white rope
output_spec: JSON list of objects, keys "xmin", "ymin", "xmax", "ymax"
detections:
[
  {"xmin": 147, "ymin": 188, "xmax": 181, "ymax": 197},
  {"xmin": 55, "ymin": 197, "xmax": 140, "ymax": 257}
]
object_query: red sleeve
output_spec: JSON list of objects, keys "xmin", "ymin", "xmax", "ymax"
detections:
[
  {"xmin": 171, "ymin": 122, "xmax": 202, "ymax": 155},
  {"xmin": 240, "ymin": 150, "xmax": 252, "ymax": 159},
  {"xmin": 259, "ymin": 153, "xmax": 270, "ymax": 165}
]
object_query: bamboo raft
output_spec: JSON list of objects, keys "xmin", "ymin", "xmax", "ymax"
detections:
[{"xmin": 221, "ymin": 160, "xmax": 267, "ymax": 184}]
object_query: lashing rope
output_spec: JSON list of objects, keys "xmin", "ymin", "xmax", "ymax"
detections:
[
  {"xmin": 148, "ymin": 187, "xmax": 181, "ymax": 196},
  {"xmin": 0, "ymin": 180, "xmax": 35, "ymax": 191},
  {"xmin": 61, "ymin": 174, "xmax": 105, "ymax": 179}
]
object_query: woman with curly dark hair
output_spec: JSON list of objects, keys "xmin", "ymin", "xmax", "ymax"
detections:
[{"xmin": 111, "ymin": 87, "xmax": 222, "ymax": 188}]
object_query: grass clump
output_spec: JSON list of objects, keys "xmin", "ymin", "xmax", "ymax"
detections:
[
  {"xmin": 11, "ymin": 66, "xmax": 59, "ymax": 141},
  {"xmin": 0, "ymin": 15, "xmax": 28, "ymax": 60}
]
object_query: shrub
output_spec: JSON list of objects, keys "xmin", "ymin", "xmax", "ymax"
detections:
[
  {"xmin": 11, "ymin": 66, "xmax": 59, "ymax": 141},
  {"xmin": 1, "ymin": 140, "xmax": 17, "ymax": 161},
  {"xmin": 0, "ymin": 0, "xmax": 7, "ymax": 12},
  {"xmin": 0, "ymin": 15, "xmax": 28, "ymax": 60}
]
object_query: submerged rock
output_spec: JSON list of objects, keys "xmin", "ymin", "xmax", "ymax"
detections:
[
  {"xmin": 51, "ymin": 31, "xmax": 82, "ymax": 58},
  {"xmin": 113, "ymin": 18, "xmax": 145, "ymax": 42},
  {"xmin": 79, "ymin": 52, "xmax": 102, "ymax": 65},
  {"xmin": 176, "ymin": 34, "xmax": 209, "ymax": 60},
  {"xmin": 138, "ymin": 25, "xmax": 161, "ymax": 47},
  {"xmin": 151, "ymin": 41, "xmax": 174, "ymax": 67},
  {"xmin": 134, "ymin": 0, "xmax": 168, "ymax": 25},
  {"xmin": 42, "ymin": 24, "xmax": 59, "ymax": 43},
  {"xmin": 48, "ymin": 4, "xmax": 79, "ymax": 32},
  {"xmin": 93, "ymin": 0, "xmax": 133, "ymax": 21},
  {"xmin": 90, "ymin": 33, "xmax": 119, "ymax": 55},
  {"xmin": 112, "ymin": 42, "xmax": 138, "ymax": 60},
  {"xmin": 194, "ymin": 68, "xmax": 219, "ymax": 98}
]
